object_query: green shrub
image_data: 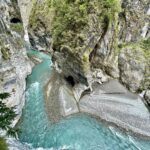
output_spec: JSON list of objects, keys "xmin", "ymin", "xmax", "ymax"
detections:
[
  {"xmin": 10, "ymin": 23, "xmax": 23, "ymax": 32},
  {"xmin": 0, "ymin": 138, "xmax": 8, "ymax": 150},
  {"xmin": 1, "ymin": 47, "xmax": 10, "ymax": 60},
  {"xmin": 141, "ymin": 37, "xmax": 150, "ymax": 51},
  {"xmin": 51, "ymin": 0, "xmax": 120, "ymax": 50},
  {"xmin": 0, "ymin": 93, "xmax": 19, "ymax": 138},
  {"xmin": 30, "ymin": 0, "xmax": 120, "ymax": 51}
]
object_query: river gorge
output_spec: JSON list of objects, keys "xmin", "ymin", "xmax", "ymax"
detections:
[
  {"xmin": 15, "ymin": 50, "xmax": 150, "ymax": 150},
  {"xmin": 0, "ymin": 0, "xmax": 150, "ymax": 150}
]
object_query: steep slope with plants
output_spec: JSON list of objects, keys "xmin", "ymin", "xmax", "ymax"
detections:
[{"xmin": 28, "ymin": 0, "xmax": 150, "ymax": 104}]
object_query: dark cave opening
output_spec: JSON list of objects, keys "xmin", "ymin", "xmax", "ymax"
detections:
[
  {"xmin": 10, "ymin": 18, "xmax": 21, "ymax": 23},
  {"xmin": 65, "ymin": 76, "xmax": 75, "ymax": 87}
]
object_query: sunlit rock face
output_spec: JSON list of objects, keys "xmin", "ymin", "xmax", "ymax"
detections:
[
  {"xmin": 0, "ymin": 0, "xmax": 32, "ymax": 126},
  {"xmin": 18, "ymin": 0, "xmax": 52, "ymax": 51},
  {"xmin": 118, "ymin": 47, "xmax": 148, "ymax": 93},
  {"xmin": 18, "ymin": 0, "xmax": 34, "ymax": 45},
  {"xmin": 118, "ymin": 0, "xmax": 150, "ymax": 95},
  {"xmin": 119, "ymin": 0, "xmax": 150, "ymax": 42},
  {"xmin": 45, "ymin": 70, "xmax": 79, "ymax": 122}
]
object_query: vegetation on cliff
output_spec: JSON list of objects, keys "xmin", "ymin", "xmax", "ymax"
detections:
[
  {"xmin": 0, "ymin": 93, "xmax": 19, "ymax": 137},
  {"xmin": 0, "ymin": 93, "xmax": 20, "ymax": 150},
  {"xmin": 29, "ymin": 0, "xmax": 121, "ymax": 77},
  {"xmin": 29, "ymin": 0, "xmax": 149, "ymax": 92},
  {"xmin": 30, "ymin": 0, "xmax": 120, "ymax": 51}
]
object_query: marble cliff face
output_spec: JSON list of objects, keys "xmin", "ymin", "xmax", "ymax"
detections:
[
  {"xmin": 26, "ymin": 0, "xmax": 149, "ymax": 103},
  {"xmin": 0, "ymin": 0, "xmax": 32, "ymax": 126}
]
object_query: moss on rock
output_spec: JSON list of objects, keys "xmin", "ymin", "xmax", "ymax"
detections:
[
  {"xmin": 0, "ymin": 47, "xmax": 10, "ymax": 60},
  {"xmin": 10, "ymin": 23, "xmax": 23, "ymax": 32},
  {"xmin": 118, "ymin": 37, "xmax": 150, "ymax": 62}
]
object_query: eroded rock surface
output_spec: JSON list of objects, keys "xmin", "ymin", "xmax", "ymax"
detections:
[
  {"xmin": 45, "ymin": 70, "xmax": 79, "ymax": 122},
  {"xmin": 0, "ymin": 0, "xmax": 32, "ymax": 126},
  {"xmin": 118, "ymin": 47, "xmax": 148, "ymax": 92},
  {"xmin": 79, "ymin": 80, "xmax": 150, "ymax": 137}
]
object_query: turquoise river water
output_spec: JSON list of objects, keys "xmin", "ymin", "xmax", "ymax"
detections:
[{"xmin": 18, "ymin": 50, "xmax": 150, "ymax": 150}]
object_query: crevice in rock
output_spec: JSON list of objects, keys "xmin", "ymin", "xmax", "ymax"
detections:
[
  {"xmin": 118, "ymin": 10, "xmax": 127, "ymax": 42},
  {"xmin": 10, "ymin": 18, "xmax": 21, "ymax": 24},
  {"xmin": 89, "ymin": 15, "xmax": 110, "ymax": 63},
  {"xmin": 65, "ymin": 76, "xmax": 75, "ymax": 87}
]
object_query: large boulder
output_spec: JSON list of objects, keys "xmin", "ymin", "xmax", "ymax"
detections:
[
  {"xmin": 79, "ymin": 80, "xmax": 150, "ymax": 137},
  {"xmin": 118, "ymin": 47, "xmax": 148, "ymax": 92},
  {"xmin": 45, "ymin": 70, "xmax": 79, "ymax": 122}
]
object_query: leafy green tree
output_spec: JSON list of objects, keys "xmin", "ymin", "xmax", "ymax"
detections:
[
  {"xmin": 0, "ymin": 93, "xmax": 19, "ymax": 138},
  {"xmin": 0, "ymin": 137, "xmax": 8, "ymax": 150}
]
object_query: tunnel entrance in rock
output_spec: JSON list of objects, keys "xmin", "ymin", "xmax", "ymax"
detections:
[
  {"xmin": 65, "ymin": 76, "xmax": 75, "ymax": 87},
  {"xmin": 10, "ymin": 18, "xmax": 21, "ymax": 23}
]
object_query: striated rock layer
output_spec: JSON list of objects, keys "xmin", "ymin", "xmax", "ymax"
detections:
[{"xmin": 0, "ymin": 0, "xmax": 32, "ymax": 126}]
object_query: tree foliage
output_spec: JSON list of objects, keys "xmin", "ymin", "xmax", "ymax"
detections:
[
  {"xmin": 0, "ymin": 137, "xmax": 8, "ymax": 150},
  {"xmin": 30, "ymin": 0, "xmax": 120, "ymax": 51},
  {"xmin": 0, "ymin": 93, "xmax": 18, "ymax": 138}
]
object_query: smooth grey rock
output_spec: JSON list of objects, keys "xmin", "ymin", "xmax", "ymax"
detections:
[
  {"xmin": 94, "ymin": 79, "xmax": 128, "ymax": 94},
  {"xmin": 79, "ymin": 80, "xmax": 150, "ymax": 137},
  {"xmin": 118, "ymin": 47, "xmax": 147, "ymax": 92},
  {"xmin": 45, "ymin": 70, "xmax": 79, "ymax": 122},
  {"xmin": 73, "ymin": 83, "xmax": 87, "ymax": 102}
]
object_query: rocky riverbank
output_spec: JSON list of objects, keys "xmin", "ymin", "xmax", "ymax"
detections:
[{"xmin": 45, "ymin": 71, "xmax": 150, "ymax": 137}]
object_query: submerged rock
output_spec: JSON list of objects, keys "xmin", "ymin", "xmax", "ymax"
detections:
[{"xmin": 7, "ymin": 138, "xmax": 31, "ymax": 150}]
